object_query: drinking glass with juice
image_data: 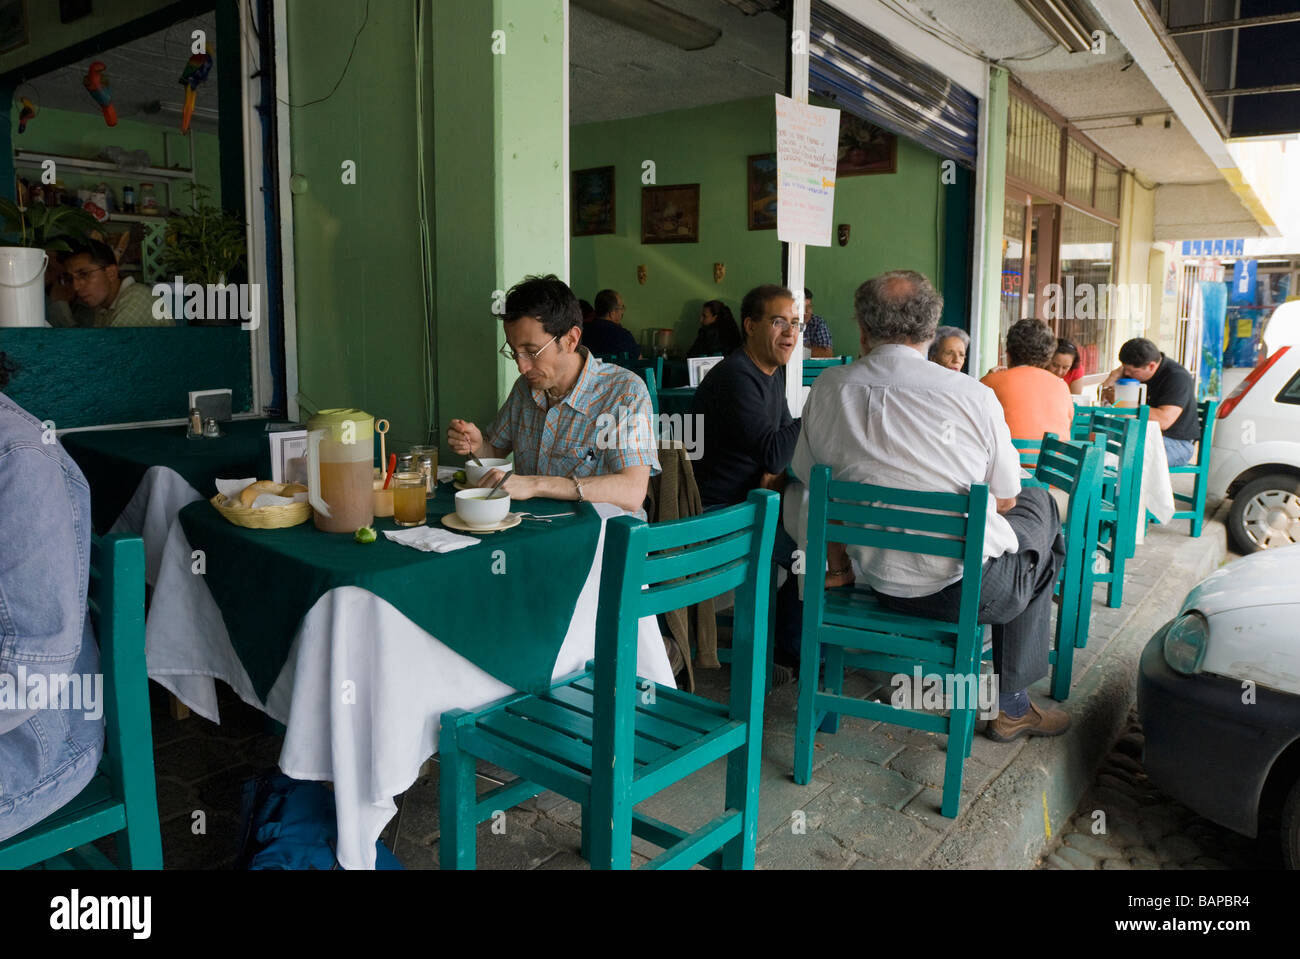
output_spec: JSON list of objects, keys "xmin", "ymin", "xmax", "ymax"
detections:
[{"xmin": 393, "ymin": 471, "xmax": 427, "ymax": 527}]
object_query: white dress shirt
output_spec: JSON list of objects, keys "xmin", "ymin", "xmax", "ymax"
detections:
[{"xmin": 791, "ymin": 343, "xmax": 1022, "ymax": 597}]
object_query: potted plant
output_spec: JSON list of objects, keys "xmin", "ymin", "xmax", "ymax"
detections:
[
  {"xmin": 0, "ymin": 199, "xmax": 97, "ymax": 328},
  {"xmin": 161, "ymin": 185, "xmax": 247, "ymax": 324}
]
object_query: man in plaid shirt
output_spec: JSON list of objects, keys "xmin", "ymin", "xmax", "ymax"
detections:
[
  {"xmin": 446, "ymin": 275, "xmax": 659, "ymax": 513},
  {"xmin": 802, "ymin": 288, "xmax": 834, "ymax": 358}
]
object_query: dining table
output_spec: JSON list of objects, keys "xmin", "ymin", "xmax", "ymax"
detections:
[
  {"xmin": 144, "ymin": 482, "xmax": 675, "ymax": 870},
  {"xmin": 61, "ymin": 418, "xmax": 277, "ymax": 585}
]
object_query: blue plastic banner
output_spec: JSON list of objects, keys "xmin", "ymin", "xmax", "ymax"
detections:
[
  {"xmin": 1231, "ymin": 259, "xmax": 1257, "ymax": 304},
  {"xmin": 1200, "ymin": 281, "xmax": 1226, "ymax": 400}
]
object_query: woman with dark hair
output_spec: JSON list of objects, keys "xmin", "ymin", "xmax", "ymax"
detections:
[
  {"xmin": 1047, "ymin": 337, "xmax": 1085, "ymax": 395},
  {"xmin": 980, "ymin": 319, "xmax": 1074, "ymax": 440},
  {"xmin": 687, "ymin": 300, "xmax": 742, "ymax": 357}
]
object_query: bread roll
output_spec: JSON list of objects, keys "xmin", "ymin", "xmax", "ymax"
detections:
[
  {"xmin": 281, "ymin": 483, "xmax": 308, "ymax": 496},
  {"xmin": 239, "ymin": 480, "xmax": 282, "ymax": 507}
]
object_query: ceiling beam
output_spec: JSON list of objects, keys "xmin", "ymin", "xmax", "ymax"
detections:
[
  {"xmin": 1166, "ymin": 11, "xmax": 1300, "ymax": 36},
  {"xmin": 1205, "ymin": 82, "xmax": 1300, "ymax": 97}
]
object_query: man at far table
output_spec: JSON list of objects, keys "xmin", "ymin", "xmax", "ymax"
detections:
[
  {"xmin": 1100, "ymin": 337, "xmax": 1199, "ymax": 466},
  {"xmin": 65, "ymin": 239, "xmax": 170, "ymax": 328},
  {"xmin": 446, "ymin": 274, "xmax": 658, "ymax": 514}
]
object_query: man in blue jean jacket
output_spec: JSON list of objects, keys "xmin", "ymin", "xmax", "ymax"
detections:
[{"xmin": 0, "ymin": 354, "xmax": 105, "ymax": 842}]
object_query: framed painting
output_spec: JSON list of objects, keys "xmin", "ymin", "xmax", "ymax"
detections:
[
  {"xmin": 641, "ymin": 184, "xmax": 699, "ymax": 244},
  {"xmin": 747, "ymin": 152, "xmax": 777, "ymax": 231},
  {"xmin": 0, "ymin": 0, "xmax": 27, "ymax": 54},
  {"xmin": 836, "ymin": 113, "xmax": 897, "ymax": 177},
  {"xmin": 572, "ymin": 166, "xmax": 615, "ymax": 236}
]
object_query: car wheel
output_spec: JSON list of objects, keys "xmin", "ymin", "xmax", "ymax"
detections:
[
  {"xmin": 1227, "ymin": 473, "xmax": 1300, "ymax": 554},
  {"xmin": 1283, "ymin": 776, "xmax": 1300, "ymax": 870}
]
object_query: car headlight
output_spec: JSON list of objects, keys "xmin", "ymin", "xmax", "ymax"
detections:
[{"xmin": 1163, "ymin": 610, "xmax": 1209, "ymax": 675}]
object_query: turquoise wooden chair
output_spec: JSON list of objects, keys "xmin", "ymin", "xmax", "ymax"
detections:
[
  {"xmin": 802, "ymin": 356, "xmax": 851, "ymax": 388},
  {"xmin": 1072, "ymin": 405, "xmax": 1150, "ymax": 551},
  {"xmin": 1012, "ymin": 437, "xmax": 1043, "ymax": 471},
  {"xmin": 630, "ymin": 356, "xmax": 665, "ymax": 393},
  {"xmin": 635, "ymin": 366, "xmax": 660, "ymax": 418},
  {"xmin": 1162, "ymin": 399, "xmax": 1219, "ymax": 537},
  {"xmin": 794, "ymin": 468, "xmax": 987, "ymax": 818},
  {"xmin": 0, "ymin": 534, "xmax": 162, "ymax": 870},
  {"xmin": 439, "ymin": 489, "xmax": 779, "ymax": 869},
  {"xmin": 1086, "ymin": 411, "xmax": 1146, "ymax": 608},
  {"xmin": 1020, "ymin": 435, "xmax": 1105, "ymax": 701}
]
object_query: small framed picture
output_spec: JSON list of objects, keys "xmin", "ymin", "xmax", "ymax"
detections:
[
  {"xmin": 572, "ymin": 165, "xmax": 615, "ymax": 236},
  {"xmin": 269, "ymin": 429, "xmax": 308, "ymax": 486},
  {"xmin": 688, "ymin": 355, "xmax": 724, "ymax": 388},
  {"xmin": 747, "ymin": 153, "xmax": 777, "ymax": 231},
  {"xmin": 641, "ymin": 184, "xmax": 699, "ymax": 244},
  {"xmin": 837, "ymin": 113, "xmax": 897, "ymax": 177}
]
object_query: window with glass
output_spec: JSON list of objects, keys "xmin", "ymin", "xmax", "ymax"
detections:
[
  {"xmin": 1000, "ymin": 196, "xmax": 1026, "ymax": 350},
  {"xmin": 1058, "ymin": 207, "xmax": 1118, "ymax": 376}
]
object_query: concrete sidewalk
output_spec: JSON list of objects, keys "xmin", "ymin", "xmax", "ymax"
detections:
[{"xmin": 146, "ymin": 487, "xmax": 1228, "ymax": 869}]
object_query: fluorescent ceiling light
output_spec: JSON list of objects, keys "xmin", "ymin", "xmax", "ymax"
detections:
[{"xmin": 573, "ymin": 0, "xmax": 722, "ymax": 51}]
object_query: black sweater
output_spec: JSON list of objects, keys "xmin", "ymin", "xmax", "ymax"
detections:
[{"xmin": 691, "ymin": 348, "xmax": 801, "ymax": 507}]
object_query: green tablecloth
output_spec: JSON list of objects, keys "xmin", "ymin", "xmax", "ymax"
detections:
[
  {"xmin": 659, "ymin": 387, "xmax": 696, "ymax": 418},
  {"xmin": 178, "ymin": 485, "xmax": 600, "ymax": 700},
  {"xmin": 63, "ymin": 419, "xmax": 276, "ymax": 534}
]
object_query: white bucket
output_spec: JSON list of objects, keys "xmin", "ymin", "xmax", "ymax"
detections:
[{"xmin": 0, "ymin": 248, "xmax": 49, "ymax": 328}]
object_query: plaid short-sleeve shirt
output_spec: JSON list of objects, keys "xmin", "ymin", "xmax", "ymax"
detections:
[
  {"xmin": 804, "ymin": 313, "xmax": 833, "ymax": 350},
  {"xmin": 485, "ymin": 349, "xmax": 660, "ymax": 479}
]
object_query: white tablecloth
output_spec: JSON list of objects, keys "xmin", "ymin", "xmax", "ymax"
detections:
[
  {"xmin": 1132, "ymin": 421, "xmax": 1175, "ymax": 545},
  {"xmin": 107, "ymin": 466, "xmax": 204, "ymax": 586},
  {"xmin": 144, "ymin": 501, "xmax": 675, "ymax": 870}
]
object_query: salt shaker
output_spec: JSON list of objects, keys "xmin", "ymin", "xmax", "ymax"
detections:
[{"xmin": 203, "ymin": 417, "xmax": 221, "ymax": 438}]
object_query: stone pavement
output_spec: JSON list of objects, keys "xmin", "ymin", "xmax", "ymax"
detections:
[{"xmin": 145, "ymin": 482, "xmax": 1232, "ymax": 869}]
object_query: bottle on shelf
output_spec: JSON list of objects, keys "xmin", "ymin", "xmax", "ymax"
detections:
[
  {"xmin": 139, "ymin": 182, "xmax": 159, "ymax": 216},
  {"xmin": 123, "ymin": 184, "xmax": 135, "ymax": 214}
]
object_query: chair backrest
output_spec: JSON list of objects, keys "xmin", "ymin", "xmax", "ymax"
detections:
[
  {"xmin": 1072, "ymin": 403, "xmax": 1148, "ymax": 440},
  {"xmin": 629, "ymin": 356, "xmax": 665, "ymax": 391},
  {"xmin": 1027, "ymin": 433, "xmax": 1104, "ymax": 542},
  {"xmin": 1012, "ymin": 438, "xmax": 1043, "ymax": 471},
  {"xmin": 802, "ymin": 356, "xmax": 851, "ymax": 387},
  {"xmin": 591, "ymin": 490, "xmax": 779, "ymax": 789},
  {"xmin": 633, "ymin": 366, "xmax": 660, "ymax": 418},
  {"xmin": 803, "ymin": 465, "xmax": 988, "ymax": 639},
  {"xmin": 91, "ymin": 533, "xmax": 161, "ymax": 863},
  {"xmin": 1191, "ymin": 399, "xmax": 1219, "ymax": 466}
]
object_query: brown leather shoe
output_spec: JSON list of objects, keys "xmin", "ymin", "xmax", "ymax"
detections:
[{"xmin": 986, "ymin": 701, "xmax": 1070, "ymax": 742}]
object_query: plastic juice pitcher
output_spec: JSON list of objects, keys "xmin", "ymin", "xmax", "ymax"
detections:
[
  {"xmin": 306, "ymin": 409, "xmax": 375, "ymax": 533},
  {"xmin": 1113, "ymin": 378, "xmax": 1147, "ymax": 408}
]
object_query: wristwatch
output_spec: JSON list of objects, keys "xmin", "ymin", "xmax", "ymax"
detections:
[{"xmin": 573, "ymin": 477, "xmax": 586, "ymax": 503}]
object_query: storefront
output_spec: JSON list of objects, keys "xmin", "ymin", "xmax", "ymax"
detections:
[{"xmin": 999, "ymin": 80, "xmax": 1123, "ymax": 375}]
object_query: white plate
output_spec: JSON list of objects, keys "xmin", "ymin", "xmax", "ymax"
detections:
[{"xmin": 441, "ymin": 511, "xmax": 522, "ymax": 534}]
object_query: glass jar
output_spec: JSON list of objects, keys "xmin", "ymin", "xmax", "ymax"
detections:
[
  {"xmin": 139, "ymin": 182, "xmax": 159, "ymax": 216},
  {"xmin": 392, "ymin": 471, "xmax": 427, "ymax": 527}
]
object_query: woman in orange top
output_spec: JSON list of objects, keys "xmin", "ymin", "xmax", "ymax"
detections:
[{"xmin": 980, "ymin": 319, "xmax": 1075, "ymax": 441}]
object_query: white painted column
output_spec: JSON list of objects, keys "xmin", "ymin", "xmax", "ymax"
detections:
[{"xmin": 786, "ymin": 0, "xmax": 810, "ymax": 417}]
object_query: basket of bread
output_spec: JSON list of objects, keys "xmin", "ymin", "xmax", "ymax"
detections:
[{"xmin": 211, "ymin": 479, "xmax": 312, "ymax": 529}]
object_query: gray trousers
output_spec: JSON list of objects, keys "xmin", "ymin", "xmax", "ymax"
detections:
[{"xmin": 874, "ymin": 486, "xmax": 1064, "ymax": 695}]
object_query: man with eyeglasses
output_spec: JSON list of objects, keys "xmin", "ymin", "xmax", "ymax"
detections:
[
  {"xmin": 445, "ymin": 274, "xmax": 658, "ymax": 514},
  {"xmin": 580, "ymin": 289, "xmax": 640, "ymax": 358},
  {"xmin": 64, "ymin": 239, "xmax": 170, "ymax": 328},
  {"xmin": 691, "ymin": 284, "xmax": 804, "ymax": 674}
]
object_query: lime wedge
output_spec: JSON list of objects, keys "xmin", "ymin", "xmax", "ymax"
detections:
[{"xmin": 354, "ymin": 526, "xmax": 377, "ymax": 544}]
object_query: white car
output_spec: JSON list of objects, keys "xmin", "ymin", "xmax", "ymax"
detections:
[
  {"xmin": 1262, "ymin": 300, "xmax": 1300, "ymax": 359},
  {"xmin": 1138, "ymin": 547, "xmax": 1300, "ymax": 867},
  {"xmin": 1206, "ymin": 345, "xmax": 1300, "ymax": 554}
]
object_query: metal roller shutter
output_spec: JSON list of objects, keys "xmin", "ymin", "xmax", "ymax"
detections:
[{"xmin": 810, "ymin": 1, "xmax": 980, "ymax": 168}]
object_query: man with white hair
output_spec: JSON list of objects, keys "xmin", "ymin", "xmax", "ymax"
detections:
[{"xmin": 793, "ymin": 270, "xmax": 1069, "ymax": 741}]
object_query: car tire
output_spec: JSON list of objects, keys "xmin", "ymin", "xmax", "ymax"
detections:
[
  {"xmin": 1283, "ymin": 777, "xmax": 1300, "ymax": 870},
  {"xmin": 1227, "ymin": 473, "xmax": 1300, "ymax": 554}
]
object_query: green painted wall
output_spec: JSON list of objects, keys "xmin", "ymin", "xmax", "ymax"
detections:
[
  {"xmin": 0, "ymin": 326, "xmax": 252, "ymax": 427},
  {"xmin": 11, "ymin": 104, "xmax": 222, "ymax": 209},
  {"xmin": 284, "ymin": 0, "xmax": 430, "ymax": 452},
  {"xmin": 571, "ymin": 96, "xmax": 943, "ymax": 356}
]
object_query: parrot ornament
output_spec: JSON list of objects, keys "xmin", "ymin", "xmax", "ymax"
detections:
[
  {"xmin": 83, "ymin": 61, "xmax": 117, "ymax": 127},
  {"xmin": 17, "ymin": 97, "xmax": 35, "ymax": 134},
  {"xmin": 178, "ymin": 47, "xmax": 214, "ymax": 134}
]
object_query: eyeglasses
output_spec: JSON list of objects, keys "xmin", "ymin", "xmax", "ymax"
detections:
[
  {"xmin": 58, "ymin": 267, "xmax": 106, "ymax": 287},
  {"xmin": 770, "ymin": 317, "xmax": 806, "ymax": 335},
  {"xmin": 500, "ymin": 335, "xmax": 560, "ymax": 364}
]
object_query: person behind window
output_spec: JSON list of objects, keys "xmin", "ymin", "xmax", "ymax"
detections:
[
  {"xmin": 64, "ymin": 239, "xmax": 170, "ymax": 328},
  {"xmin": 0, "ymin": 353, "xmax": 105, "ymax": 841},
  {"xmin": 1047, "ymin": 338, "xmax": 1085, "ymax": 395},
  {"xmin": 44, "ymin": 251, "xmax": 95, "ymax": 329},
  {"xmin": 928, "ymin": 325, "xmax": 969, "ymax": 372},
  {"xmin": 686, "ymin": 299, "xmax": 741, "ymax": 358},
  {"xmin": 980, "ymin": 319, "xmax": 1074, "ymax": 441}
]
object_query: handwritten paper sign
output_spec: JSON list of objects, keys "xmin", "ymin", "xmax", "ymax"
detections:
[{"xmin": 775, "ymin": 94, "xmax": 839, "ymax": 246}]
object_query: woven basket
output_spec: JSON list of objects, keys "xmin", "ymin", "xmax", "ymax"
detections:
[{"xmin": 210, "ymin": 493, "xmax": 312, "ymax": 529}]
